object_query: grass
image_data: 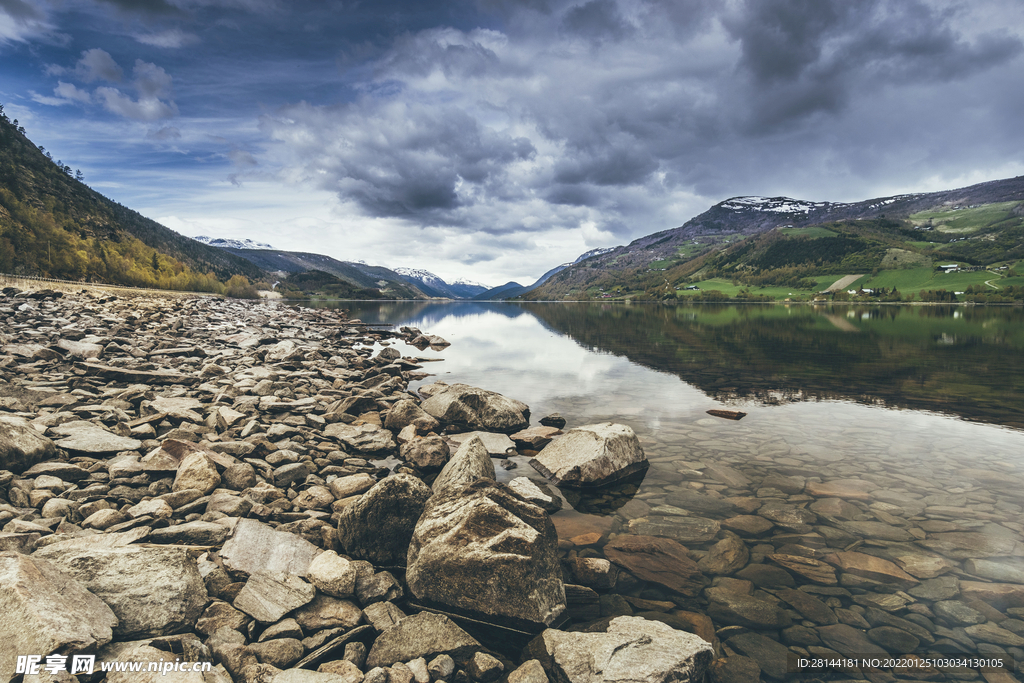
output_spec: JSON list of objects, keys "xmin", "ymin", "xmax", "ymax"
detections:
[
  {"xmin": 859, "ymin": 267, "xmax": 996, "ymax": 294},
  {"xmin": 909, "ymin": 201, "xmax": 1022, "ymax": 234},
  {"xmin": 779, "ymin": 226, "xmax": 838, "ymax": 238},
  {"xmin": 649, "ymin": 243, "xmax": 703, "ymax": 269},
  {"xmin": 675, "ymin": 276, "xmax": 832, "ymax": 300}
]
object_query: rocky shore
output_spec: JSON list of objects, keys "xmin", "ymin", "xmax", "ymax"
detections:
[{"xmin": 2, "ymin": 287, "xmax": 1024, "ymax": 683}]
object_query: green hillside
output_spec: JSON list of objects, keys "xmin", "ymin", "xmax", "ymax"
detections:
[
  {"xmin": 526, "ymin": 208, "xmax": 1024, "ymax": 303},
  {"xmin": 0, "ymin": 104, "xmax": 266, "ymax": 292}
]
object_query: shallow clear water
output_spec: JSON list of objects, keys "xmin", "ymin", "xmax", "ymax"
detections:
[{"xmin": 327, "ymin": 300, "xmax": 1024, "ymax": 674}]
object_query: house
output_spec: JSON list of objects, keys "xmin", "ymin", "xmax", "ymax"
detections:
[{"xmin": 938, "ymin": 264, "xmax": 959, "ymax": 272}]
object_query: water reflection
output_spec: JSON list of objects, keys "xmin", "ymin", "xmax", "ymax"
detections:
[{"xmin": 332, "ymin": 300, "xmax": 1024, "ymax": 674}]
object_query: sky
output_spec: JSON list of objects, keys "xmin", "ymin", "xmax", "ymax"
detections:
[{"xmin": 2, "ymin": 0, "xmax": 1024, "ymax": 286}]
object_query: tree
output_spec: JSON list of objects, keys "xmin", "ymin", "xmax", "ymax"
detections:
[
  {"xmin": 152, "ymin": 252, "xmax": 160, "ymax": 272},
  {"xmin": 75, "ymin": 170, "xmax": 84, "ymax": 182}
]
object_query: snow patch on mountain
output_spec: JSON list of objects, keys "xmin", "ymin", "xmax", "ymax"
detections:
[
  {"xmin": 574, "ymin": 247, "xmax": 616, "ymax": 263},
  {"xmin": 720, "ymin": 197, "xmax": 831, "ymax": 215},
  {"xmin": 193, "ymin": 235, "xmax": 275, "ymax": 250}
]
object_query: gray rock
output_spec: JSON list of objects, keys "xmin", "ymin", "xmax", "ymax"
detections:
[
  {"xmin": 0, "ymin": 415, "xmax": 58, "ymax": 473},
  {"xmin": 817, "ymin": 624, "xmax": 889, "ymax": 657},
  {"xmin": 697, "ymin": 535, "xmax": 749, "ymax": 576},
  {"xmin": 147, "ymin": 520, "xmax": 230, "ymax": 545},
  {"xmin": 964, "ymin": 558, "xmax": 1024, "ymax": 584},
  {"xmin": 524, "ymin": 616, "xmax": 713, "ymax": 683},
  {"xmin": 250, "ymin": 638, "xmax": 304, "ymax": 669},
  {"xmin": 705, "ymin": 585, "xmax": 792, "ymax": 629},
  {"xmin": 307, "ymin": 550, "xmax": 358, "ymax": 598},
  {"xmin": 221, "ymin": 518, "xmax": 323, "ymax": 578},
  {"xmin": 292, "ymin": 594, "xmax": 363, "ymax": 632},
  {"xmin": 664, "ymin": 489, "xmax": 735, "ymax": 517},
  {"xmin": 529, "ymin": 423, "xmax": 647, "ymax": 488},
  {"xmin": 407, "ymin": 479, "xmax": 565, "ymax": 627},
  {"xmin": 31, "ymin": 544, "xmax": 207, "ymax": 638},
  {"xmin": 0, "ymin": 552, "xmax": 118, "ymax": 683},
  {"xmin": 365, "ymin": 612, "xmax": 481, "ymax": 669},
  {"xmin": 467, "ymin": 652, "xmax": 503, "ymax": 683},
  {"xmin": 933, "ymin": 600, "xmax": 987, "ymax": 625},
  {"xmin": 338, "ymin": 474, "xmax": 432, "ymax": 566},
  {"xmin": 626, "ymin": 515, "xmax": 720, "ymax": 544},
  {"xmin": 725, "ymin": 633, "xmax": 790, "ymax": 680},
  {"xmin": 400, "ymin": 436, "xmax": 450, "ymax": 470},
  {"xmin": 383, "ymin": 399, "xmax": 440, "ymax": 434},
  {"xmin": 328, "ymin": 474, "xmax": 376, "ymax": 499},
  {"xmin": 508, "ymin": 477, "xmax": 563, "ymax": 513},
  {"xmin": 51, "ymin": 420, "xmax": 142, "ymax": 454},
  {"xmin": 431, "ymin": 436, "xmax": 495, "ymax": 494},
  {"xmin": 325, "ymin": 423, "xmax": 396, "ymax": 455},
  {"xmin": 419, "ymin": 383, "xmax": 530, "ymax": 434},
  {"xmin": 363, "ymin": 601, "xmax": 406, "ymax": 632},
  {"xmin": 234, "ymin": 571, "xmax": 316, "ymax": 623},
  {"xmin": 447, "ymin": 431, "xmax": 517, "ymax": 457}
]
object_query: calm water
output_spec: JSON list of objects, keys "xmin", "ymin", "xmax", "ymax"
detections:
[{"xmin": 329, "ymin": 300, "xmax": 1024, "ymax": 674}]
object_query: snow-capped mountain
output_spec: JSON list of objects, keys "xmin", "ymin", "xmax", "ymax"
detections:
[
  {"xmin": 192, "ymin": 235, "xmax": 275, "ymax": 250},
  {"xmin": 574, "ymin": 247, "xmax": 616, "ymax": 263},
  {"xmin": 393, "ymin": 268, "xmax": 490, "ymax": 299}
]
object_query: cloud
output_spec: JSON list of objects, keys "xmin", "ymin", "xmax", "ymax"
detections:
[
  {"xmin": 0, "ymin": 0, "xmax": 50, "ymax": 43},
  {"xmin": 96, "ymin": 86, "xmax": 178, "ymax": 119},
  {"xmin": 134, "ymin": 28, "xmax": 199, "ymax": 47},
  {"xmin": 75, "ymin": 48, "xmax": 124, "ymax": 82},
  {"xmin": 147, "ymin": 125, "xmax": 182, "ymax": 140},
  {"xmin": 54, "ymin": 81, "xmax": 92, "ymax": 103}
]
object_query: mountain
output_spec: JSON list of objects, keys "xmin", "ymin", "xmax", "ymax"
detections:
[
  {"xmin": 526, "ymin": 176, "xmax": 1024, "ymax": 300},
  {"xmin": 0, "ymin": 106, "xmax": 265, "ymax": 290},
  {"xmin": 448, "ymin": 278, "xmax": 491, "ymax": 299},
  {"xmin": 472, "ymin": 246, "xmax": 618, "ymax": 300},
  {"xmin": 201, "ymin": 246, "xmax": 427, "ymax": 299},
  {"xmin": 193, "ymin": 236, "xmax": 275, "ymax": 250},
  {"xmin": 390, "ymin": 268, "xmax": 491, "ymax": 298}
]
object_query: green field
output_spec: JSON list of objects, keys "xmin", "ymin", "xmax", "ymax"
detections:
[
  {"xmin": 675, "ymin": 276, "xmax": 835, "ymax": 300},
  {"xmin": 858, "ymin": 267, "xmax": 995, "ymax": 293},
  {"xmin": 649, "ymin": 242, "xmax": 703, "ymax": 269},
  {"xmin": 909, "ymin": 201, "xmax": 1022, "ymax": 233},
  {"xmin": 778, "ymin": 226, "xmax": 838, "ymax": 238}
]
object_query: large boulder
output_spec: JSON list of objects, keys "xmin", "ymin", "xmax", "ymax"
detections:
[
  {"xmin": 366, "ymin": 612, "xmax": 482, "ymax": 669},
  {"xmin": 384, "ymin": 399, "xmax": 441, "ymax": 434},
  {"xmin": 419, "ymin": 383, "xmax": 530, "ymax": 434},
  {"xmin": 0, "ymin": 552, "xmax": 118, "ymax": 683},
  {"xmin": 529, "ymin": 423, "xmax": 648, "ymax": 488},
  {"xmin": 337, "ymin": 474, "xmax": 432, "ymax": 567},
  {"xmin": 524, "ymin": 616, "xmax": 714, "ymax": 683},
  {"xmin": 31, "ymin": 545, "xmax": 208, "ymax": 638},
  {"xmin": 0, "ymin": 415, "xmax": 57, "ymax": 473},
  {"xmin": 432, "ymin": 435, "xmax": 495, "ymax": 494},
  {"xmin": 324, "ymin": 423, "xmax": 396, "ymax": 456},
  {"xmin": 407, "ymin": 479, "xmax": 565, "ymax": 627}
]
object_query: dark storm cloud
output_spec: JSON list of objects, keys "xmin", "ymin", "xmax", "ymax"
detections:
[
  {"xmin": 560, "ymin": 0, "xmax": 634, "ymax": 41},
  {"xmin": 724, "ymin": 0, "xmax": 1024, "ymax": 130}
]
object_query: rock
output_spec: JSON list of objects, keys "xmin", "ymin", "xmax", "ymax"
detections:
[
  {"xmin": 196, "ymin": 600, "xmax": 251, "ymax": 636},
  {"xmin": 363, "ymin": 601, "xmax": 406, "ymax": 632},
  {"xmin": 427, "ymin": 654, "xmax": 456, "ymax": 681},
  {"xmin": 294, "ymin": 486, "xmax": 335, "ymax": 510},
  {"xmin": 908, "ymin": 575, "xmax": 960, "ymax": 601},
  {"xmin": 568, "ymin": 558, "xmax": 616, "ymax": 591},
  {"xmin": 964, "ymin": 622, "xmax": 1024, "ymax": 647},
  {"xmin": 706, "ymin": 584, "xmax": 792, "ymax": 629},
  {"xmin": 837, "ymin": 520, "xmax": 913, "ymax": 542},
  {"xmin": 919, "ymin": 532, "xmax": 1024, "ymax": 560},
  {"xmin": 725, "ymin": 633, "xmax": 789, "ymax": 680},
  {"xmin": 307, "ymin": 551, "xmax": 358, "ymax": 598},
  {"xmin": 703, "ymin": 464, "xmax": 751, "ymax": 488},
  {"xmin": 355, "ymin": 569, "xmax": 403, "ymax": 605},
  {"xmin": 126, "ymin": 498, "xmax": 173, "ymax": 519},
  {"xmin": 31, "ymin": 544, "xmax": 207, "ymax": 638},
  {"xmin": 734, "ymin": 564, "xmax": 796, "ymax": 589},
  {"xmin": 805, "ymin": 478, "xmax": 875, "ymax": 500},
  {"xmin": 328, "ymin": 474, "xmax": 376, "ymax": 499},
  {"xmin": 626, "ymin": 516, "xmax": 720, "ymax": 544},
  {"xmin": 467, "ymin": 652, "xmax": 504, "ymax": 682},
  {"xmin": 225, "ymin": 462, "xmax": 258, "ymax": 490},
  {"xmin": 539, "ymin": 414, "xmax": 566, "ymax": 428},
  {"xmin": 510, "ymin": 426, "xmax": 562, "ymax": 450},
  {"xmin": 383, "ymin": 399, "xmax": 441, "ymax": 434},
  {"xmin": 173, "ymin": 450, "xmax": 222, "ymax": 494},
  {"xmin": 508, "ymin": 477, "xmax": 563, "ymax": 513},
  {"xmin": 960, "ymin": 581, "xmax": 1024, "ymax": 610},
  {"xmin": 447, "ymin": 431, "xmax": 517, "ymax": 457},
  {"xmin": 325, "ymin": 423, "xmax": 396, "ymax": 455},
  {"xmin": 768, "ymin": 554, "xmax": 837, "ymax": 584},
  {"xmin": 316, "ymin": 660, "xmax": 364, "ymax": 683},
  {"xmin": 824, "ymin": 551, "xmax": 920, "ymax": 589},
  {"xmin": 234, "ymin": 571, "xmax": 316, "ymax": 623},
  {"xmin": 249, "ymin": 638, "xmax": 304, "ymax": 669},
  {"xmin": 664, "ymin": 489, "xmax": 735, "ymax": 517},
  {"xmin": 338, "ymin": 474, "xmax": 432, "ymax": 566},
  {"xmin": 407, "ymin": 479, "xmax": 565, "ymax": 627},
  {"xmin": 275, "ymin": 670, "xmax": 360, "ymax": 683},
  {"xmin": 604, "ymin": 535, "xmax": 704, "ymax": 596},
  {"xmin": 776, "ymin": 588, "xmax": 837, "ymax": 625},
  {"xmin": 148, "ymin": 520, "xmax": 230, "ymax": 545},
  {"xmin": 365, "ymin": 613, "xmax": 481, "ymax": 669},
  {"xmin": 933, "ymin": 599, "xmax": 987, "ymax": 625},
  {"xmin": 292, "ymin": 594, "xmax": 363, "ymax": 632},
  {"xmin": 0, "ymin": 552, "xmax": 118, "ymax": 682},
  {"xmin": 419, "ymin": 383, "xmax": 530, "ymax": 434},
  {"xmin": 0, "ymin": 415, "xmax": 57, "ymax": 473},
  {"xmin": 817, "ymin": 624, "xmax": 889, "ymax": 657},
  {"xmin": 50, "ymin": 420, "xmax": 143, "ymax": 454},
  {"xmin": 529, "ymin": 422, "xmax": 647, "ymax": 488},
  {"xmin": 400, "ymin": 436, "xmax": 450, "ymax": 470},
  {"xmin": 221, "ymin": 518, "xmax": 321, "ymax": 578},
  {"xmin": 697, "ymin": 535, "xmax": 749, "ymax": 575},
  {"xmin": 431, "ymin": 435, "xmax": 495, "ymax": 494},
  {"xmin": 721, "ymin": 515, "xmax": 773, "ymax": 537},
  {"xmin": 964, "ymin": 558, "xmax": 1024, "ymax": 584},
  {"xmin": 104, "ymin": 642, "xmax": 208, "ymax": 683},
  {"xmin": 524, "ymin": 616, "xmax": 713, "ymax": 683}
]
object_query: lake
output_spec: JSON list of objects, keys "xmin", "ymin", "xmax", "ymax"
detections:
[{"xmin": 333, "ymin": 300, "xmax": 1024, "ymax": 675}]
